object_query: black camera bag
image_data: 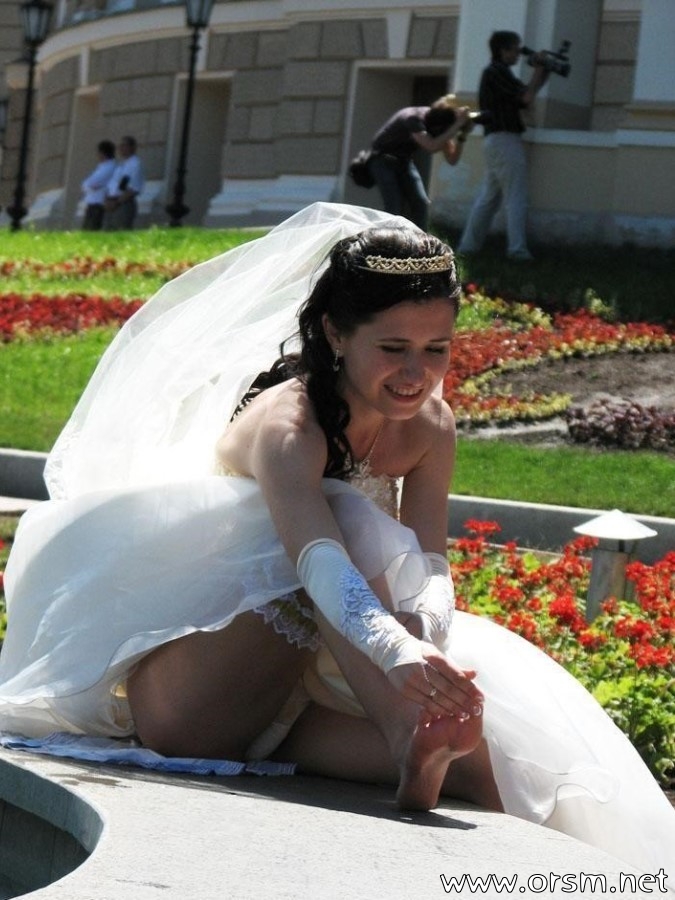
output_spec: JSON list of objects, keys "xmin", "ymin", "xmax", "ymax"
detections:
[{"xmin": 348, "ymin": 150, "xmax": 375, "ymax": 189}]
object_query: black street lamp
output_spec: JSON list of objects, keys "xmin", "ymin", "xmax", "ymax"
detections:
[
  {"xmin": 166, "ymin": 0, "xmax": 215, "ymax": 227},
  {"xmin": 0, "ymin": 99, "xmax": 8, "ymax": 142},
  {"xmin": 7, "ymin": 0, "xmax": 53, "ymax": 231}
]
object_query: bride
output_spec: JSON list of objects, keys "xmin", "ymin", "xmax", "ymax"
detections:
[{"xmin": 0, "ymin": 202, "xmax": 673, "ymax": 887}]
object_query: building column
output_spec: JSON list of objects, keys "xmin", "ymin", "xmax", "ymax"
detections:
[
  {"xmin": 452, "ymin": 0, "xmax": 602, "ymax": 129},
  {"xmin": 622, "ymin": 0, "xmax": 675, "ymax": 131},
  {"xmin": 453, "ymin": 0, "xmax": 529, "ymax": 103}
]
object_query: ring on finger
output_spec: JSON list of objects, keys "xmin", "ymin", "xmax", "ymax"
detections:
[{"xmin": 423, "ymin": 664, "xmax": 437, "ymax": 699}]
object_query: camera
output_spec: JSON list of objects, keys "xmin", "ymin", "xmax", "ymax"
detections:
[
  {"xmin": 521, "ymin": 40, "xmax": 571, "ymax": 78},
  {"xmin": 468, "ymin": 110, "xmax": 493, "ymax": 127},
  {"xmin": 425, "ymin": 106, "xmax": 493, "ymax": 138}
]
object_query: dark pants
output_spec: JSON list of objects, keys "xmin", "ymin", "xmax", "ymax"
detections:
[
  {"xmin": 82, "ymin": 203, "xmax": 105, "ymax": 231},
  {"xmin": 369, "ymin": 154, "xmax": 429, "ymax": 230},
  {"xmin": 104, "ymin": 197, "xmax": 138, "ymax": 231}
]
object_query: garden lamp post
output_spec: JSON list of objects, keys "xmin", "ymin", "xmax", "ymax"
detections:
[
  {"xmin": 573, "ymin": 509, "xmax": 657, "ymax": 622},
  {"xmin": 7, "ymin": 0, "xmax": 53, "ymax": 231},
  {"xmin": 166, "ymin": 0, "xmax": 215, "ymax": 226}
]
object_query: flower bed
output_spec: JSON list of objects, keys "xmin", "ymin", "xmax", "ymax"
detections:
[
  {"xmin": 444, "ymin": 287, "xmax": 674, "ymax": 427},
  {"xmin": 1, "ymin": 274, "xmax": 673, "ymax": 433},
  {"xmin": 0, "ymin": 293, "xmax": 142, "ymax": 340},
  {"xmin": 0, "ymin": 257, "xmax": 192, "ymax": 280},
  {"xmin": 450, "ymin": 520, "xmax": 675, "ymax": 787}
]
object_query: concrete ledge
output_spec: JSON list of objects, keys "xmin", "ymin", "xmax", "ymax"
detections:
[
  {"xmin": 1, "ymin": 449, "xmax": 673, "ymax": 563},
  {"xmin": 0, "ymin": 748, "xmax": 654, "ymax": 899},
  {"xmin": 0, "ymin": 451, "xmax": 49, "ymax": 502},
  {"xmin": 447, "ymin": 495, "xmax": 675, "ymax": 565},
  {"xmin": 0, "ymin": 756, "xmax": 100, "ymax": 897}
]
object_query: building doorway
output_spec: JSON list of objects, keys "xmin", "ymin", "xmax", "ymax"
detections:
[
  {"xmin": 63, "ymin": 90, "xmax": 106, "ymax": 228},
  {"xmin": 343, "ymin": 67, "xmax": 449, "ymax": 212}
]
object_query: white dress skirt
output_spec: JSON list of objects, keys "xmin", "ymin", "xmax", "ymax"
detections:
[{"xmin": 0, "ymin": 472, "xmax": 673, "ymax": 889}]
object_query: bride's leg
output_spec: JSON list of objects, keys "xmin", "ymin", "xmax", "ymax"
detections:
[
  {"xmin": 305, "ymin": 611, "xmax": 489, "ymax": 811},
  {"xmin": 275, "ymin": 703, "xmax": 503, "ymax": 811},
  {"xmin": 127, "ymin": 610, "xmax": 312, "ymax": 760}
]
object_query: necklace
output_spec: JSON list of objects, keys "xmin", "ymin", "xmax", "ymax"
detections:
[{"xmin": 352, "ymin": 420, "xmax": 384, "ymax": 480}]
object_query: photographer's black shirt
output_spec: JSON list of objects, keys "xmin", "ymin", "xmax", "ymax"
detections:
[
  {"xmin": 479, "ymin": 61, "xmax": 527, "ymax": 134},
  {"xmin": 371, "ymin": 106, "xmax": 428, "ymax": 160}
]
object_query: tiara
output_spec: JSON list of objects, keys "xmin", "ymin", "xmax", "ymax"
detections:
[{"xmin": 364, "ymin": 254, "xmax": 453, "ymax": 275}]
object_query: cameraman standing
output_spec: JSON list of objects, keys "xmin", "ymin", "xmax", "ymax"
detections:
[{"xmin": 458, "ymin": 31, "xmax": 548, "ymax": 262}]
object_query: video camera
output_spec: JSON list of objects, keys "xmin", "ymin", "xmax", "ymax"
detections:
[
  {"xmin": 467, "ymin": 110, "xmax": 493, "ymax": 127},
  {"xmin": 521, "ymin": 40, "xmax": 571, "ymax": 78}
]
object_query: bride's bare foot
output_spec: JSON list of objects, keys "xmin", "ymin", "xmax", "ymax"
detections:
[{"xmin": 395, "ymin": 711, "xmax": 482, "ymax": 811}]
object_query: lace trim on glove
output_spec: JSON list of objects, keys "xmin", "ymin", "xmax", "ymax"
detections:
[{"xmin": 339, "ymin": 567, "xmax": 419, "ymax": 671}]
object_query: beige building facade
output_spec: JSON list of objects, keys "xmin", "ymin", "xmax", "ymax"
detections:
[{"xmin": 0, "ymin": 0, "xmax": 673, "ymax": 246}]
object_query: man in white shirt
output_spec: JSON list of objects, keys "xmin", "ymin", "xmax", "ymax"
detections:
[
  {"xmin": 104, "ymin": 135, "xmax": 145, "ymax": 230},
  {"xmin": 81, "ymin": 140, "xmax": 116, "ymax": 231}
]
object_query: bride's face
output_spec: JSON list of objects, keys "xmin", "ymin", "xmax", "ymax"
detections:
[{"xmin": 326, "ymin": 297, "xmax": 455, "ymax": 421}]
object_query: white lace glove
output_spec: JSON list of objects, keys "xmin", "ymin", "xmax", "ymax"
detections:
[
  {"xmin": 296, "ymin": 538, "xmax": 425, "ymax": 674},
  {"xmin": 414, "ymin": 553, "xmax": 455, "ymax": 647}
]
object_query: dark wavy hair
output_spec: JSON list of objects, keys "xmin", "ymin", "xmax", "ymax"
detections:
[{"xmin": 234, "ymin": 225, "xmax": 460, "ymax": 478}]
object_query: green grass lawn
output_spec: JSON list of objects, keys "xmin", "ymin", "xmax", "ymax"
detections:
[
  {"xmin": 0, "ymin": 331, "xmax": 113, "ymax": 450},
  {"xmin": 454, "ymin": 438, "xmax": 675, "ymax": 518},
  {"xmin": 0, "ymin": 226, "xmax": 264, "ymax": 298}
]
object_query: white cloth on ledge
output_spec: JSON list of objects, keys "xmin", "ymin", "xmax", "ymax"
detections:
[{"xmin": 0, "ymin": 731, "xmax": 294, "ymax": 776}]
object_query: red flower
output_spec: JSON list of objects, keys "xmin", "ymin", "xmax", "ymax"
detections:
[
  {"xmin": 548, "ymin": 594, "xmax": 585, "ymax": 631},
  {"xmin": 629, "ymin": 643, "xmax": 674, "ymax": 669},
  {"xmin": 577, "ymin": 631, "xmax": 607, "ymax": 650},
  {"xmin": 505, "ymin": 611, "xmax": 541, "ymax": 645},
  {"xmin": 525, "ymin": 596, "xmax": 543, "ymax": 612},
  {"xmin": 463, "ymin": 519, "xmax": 502, "ymax": 537},
  {"xmin": 613, "ymin": 616, "xmax": 655, "ymax": 643}
]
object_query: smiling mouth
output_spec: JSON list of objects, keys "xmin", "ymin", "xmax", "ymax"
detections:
[{"xmin": 387, "ymin": 385, "xmax": 423, "ymax": 398}]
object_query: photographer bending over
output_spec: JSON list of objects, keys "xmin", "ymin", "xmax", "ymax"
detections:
[
  {"xmin": 458, "ymin": 31, "xmax": 548, "ymax": 262},
  {"xmin": 368, "ymin": 96, "xmax": 471, "ymax": 230}
]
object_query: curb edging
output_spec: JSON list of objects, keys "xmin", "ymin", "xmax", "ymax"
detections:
[{"xmin": 1, "ymin": 449, "xmax": 673, "ymax": 564}]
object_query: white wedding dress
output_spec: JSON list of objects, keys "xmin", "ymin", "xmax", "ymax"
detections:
[{"xmin": 0, "ymin": 203, "xmax": 673, "ymax": 889}]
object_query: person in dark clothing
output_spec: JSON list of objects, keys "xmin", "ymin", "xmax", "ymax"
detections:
[
  {"xmin": 369, "ymin": 96, "xmax": 471, "ymax": 230},
  {"xmin": 458, "ymin": 31, "xmax": 548, "ymax": 261}
]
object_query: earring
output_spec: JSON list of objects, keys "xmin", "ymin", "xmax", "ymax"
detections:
[{"xmin": 332, "ymin": 348, "xmax": 341, "ymax": 372}]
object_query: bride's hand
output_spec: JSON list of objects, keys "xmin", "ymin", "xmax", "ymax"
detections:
[{"xmin": 387, "ymin": 645, "xmax": 484, "ymax": 719}]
